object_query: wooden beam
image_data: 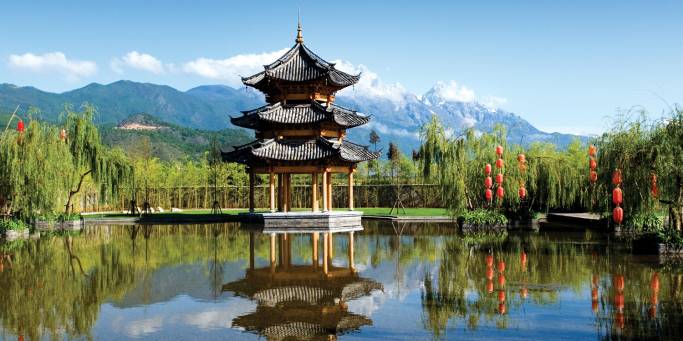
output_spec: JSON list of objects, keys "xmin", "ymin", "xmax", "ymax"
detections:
[
  {"xmin": 252, "ymin": 165, "xmax": 353, "ymax": 174},
  {"xmin": 311, "ymin": 173, "xmax": 319, "ymax": 212},
  {"xmin": 248, "ymin": 171, "xmax": 255, "ymax": 213},
  {"xmin": 269, "ymin": 171, "xmax": 276, "ymax": 212},
  {"xmin": 348, "ymin": 172, "xmax": 354, "ymax": 210},
  {"xmin": 257, "ymin": 129, "xmax": 342, "ymax": 138},
  {"xmin": 322, "ymin": 170, "xmax": 328, "ymax": 212}
]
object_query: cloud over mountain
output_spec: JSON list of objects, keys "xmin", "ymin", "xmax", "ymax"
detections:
[{"xmin": 8, "ymin": 52, "xmax": 97, "ymax": 82}]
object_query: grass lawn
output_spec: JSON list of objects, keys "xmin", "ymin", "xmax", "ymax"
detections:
[{"xmin": 83, "ymin": 207, "xmax": 449, "ymax": 219}]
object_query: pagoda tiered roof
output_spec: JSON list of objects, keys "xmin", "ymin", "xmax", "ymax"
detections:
[
  {"xmin": 222, "ymin": 138, "xmax": 379, "ymax": 165},
  {"xmin": 242, "ymin": 42, "xmax": 360, "ymax": 92},
  {"xmin": 231, "ymin": 101, "xmax": 370, "ymax": 129}
]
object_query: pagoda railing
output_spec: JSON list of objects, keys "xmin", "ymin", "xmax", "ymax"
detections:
[{"xmin": 76, "ymin": 184, "xmax": 444, "ymax": 212}]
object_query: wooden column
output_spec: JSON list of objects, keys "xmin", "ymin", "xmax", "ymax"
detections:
[
  {"xmin": 285, "ymin": 174, "xmax": 292, "ymax": 212},
  {"xmin": 348, "ymin": 171, "xmax": 354, "ymax": 210},
  {"xmin": 269, "ymin": 171, "xmax": 276, "ymax": 212},
  {"xmin": 327, "ymin": 172, "xmax": 333, "ymax": 211},
  {"xmin": 312, "ymin": 173, "xmax": 319, "ymax": 212},
  {"xmin": 323, "ymin": 232, "xmax": 329, "ymax": 275},
  {"xmin": 248, "ymin": 171, "xmax": 255, "ymax": 213},
  {"xmin": 348, "ymin": 231, "xmax": 355, "ymax": 271},
  {"xmin": 312, "ymin": 232, "xmax": 319, "ymax": 267},
  {"xmin": 269, "ymin": 233, "xmax": 276, "ymax": 273},
  {"xmin": 277, "ymin": 174, "xmax": 283, "ymax": 212},
  {"xmin": 322, "ymin": 170, "xmax": 328, "ymax": 212},
  {"xmin": 249, "ymin": 232, "xmax": 255, "ymax": 270}
]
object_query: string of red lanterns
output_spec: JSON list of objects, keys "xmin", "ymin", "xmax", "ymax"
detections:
[
  {"xmin": 589, "ymin": 144, "xmax": 598, "ymax": 184},
  {"xmin": 518, "ymin": 153, "xmax": 527, "ymax": 199},
  {"xmin": 495, "ymin": 145, "xmax": 504, "ymax": 205},
  {"xmin": 612, "ymin": 169, "xmax": 624, "ymax": 225},
  {"xmin": 484, "ymin": 163, "xmax": 493, "ymax": 203}
]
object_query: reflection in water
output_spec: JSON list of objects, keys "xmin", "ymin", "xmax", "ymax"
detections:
[
  {"xmin": 223, "ymin": 229, "xmax": 382, "ymax": 340},
  {"xmin": 0, "ymin": 223, "xmax": 683, "ymax": 339}
]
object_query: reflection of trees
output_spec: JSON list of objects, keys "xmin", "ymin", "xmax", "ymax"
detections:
[{"xmin": 419, "ymin": 232, "xmax": 683, "ymax": 339}]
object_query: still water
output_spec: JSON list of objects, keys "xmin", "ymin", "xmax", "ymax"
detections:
[{"xmin": 1, "ymin": 221, "xmax": 682, "ymax": 340}]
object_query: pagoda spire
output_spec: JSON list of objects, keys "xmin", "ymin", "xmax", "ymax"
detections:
[{"xmin": 296, "ymin": 13, "xmax": 304, "ymax": 44}]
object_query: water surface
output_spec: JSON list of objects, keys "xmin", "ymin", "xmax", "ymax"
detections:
[{"xmin": 1, "ymin": 222, "xmax": 682, "ymax": 340}]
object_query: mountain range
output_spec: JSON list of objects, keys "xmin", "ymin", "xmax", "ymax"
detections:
[{"xmin": 0, "ymin": 80, "xmax": 586, "ymax": 154}]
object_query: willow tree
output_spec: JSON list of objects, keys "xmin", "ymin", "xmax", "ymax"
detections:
[
  {"xmin": 418, "ymin": 115, "xmax": 589, "ymax": 216},
  {"xmin": 652, "ymin": 109, "xmax": 683, "ymax": 230},
  {"xmin": 62, "ymin": 105, "xmax": 132, "ymax": 215}
]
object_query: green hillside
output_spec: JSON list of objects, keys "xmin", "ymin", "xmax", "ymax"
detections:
[{"xmin": 99, "ymin": 113, "xmax": 252, "ymax": 161}]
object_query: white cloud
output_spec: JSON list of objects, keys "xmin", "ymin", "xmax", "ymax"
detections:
[
  {"xmin": 181, "ymin": 48, "xmax": 289, "ymax": 87},
  {"xmin": 333, "ymin": 60, "xmax": 414, "ymax": 108},
  {"xmin": 481, "ymin": 96, "xmax": 508, "ymax": 111},
  {"xmin": 429, "ymin": 80, "xmax": 476, "ymax": 103},
  {"xmin": 8, "ymin": 52, "xmax": 97, "ymax": 81},
  {"xmin": 112, "ymin": 51, "xmax": 165, "ymax": 74}
]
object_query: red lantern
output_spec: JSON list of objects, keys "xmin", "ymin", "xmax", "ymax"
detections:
[
  {"xmin": 498, "ymin": 273, "xmax": 506, "ymax": 287},
  {"xmin": 518, "ymin": 186, "xmax": 527, "ymax": 199},
  {"xmin": 496, "ymin": 186, "xmax": 504, "ymax": 199},
  {"xmin": 485, "ymin": 163, "xmax": 492, "ymax": 175},
  {"xmin": 589, "ymin": 145, "xmax": 597, "ymax": 157},
  {"xmin": 486, "ymin": 267, "xmax": 494, "ymax": 280},
  {"xmin": 651, "ymin": 273, "xmax": 660, "ymax": 293},
  {"xmin": 498, "ymin": 303, "xmax": 507, "ymax": 315},
  {"xmin": 517, "ymin": 154, "xmax": 526, "ymax": 163},
  {"xmin": 589, "ymin": 171, "xmax": 598, "ymax": 183},
  {"xmin": 615, "ymin": 293, "xmax": 625, "ymax": 310},
  {"xmin": 486, "ymin": 254, "xmax": 494, "ymax": 267},
  {"xmin": 485, "ymin": 176, "xmax": 493, "ymax": 189},
  {"xmin": 651, "ymin": 174, "xmax": 658, "ymax": 198},
  {"xmin": 496, "ymin": 158, "xmax": 504, "ymax": 169},
  {"xmin": 589, "ymin": 159, "xmax": 597, "ymax": 170},
  {"xmin": 613, "ymin": 206, "xmax": 624, "ymax": 225},
  {"xmin": 17, "ymin": 119, "xmax": 25, "ymax": 133},
  {"xmin": 497, "ymin": 290, "xmax": 506, "ymax": 303},
  {"xmin": 612, "ymin": 169, "xmax": 622, "ymax": 185},
  {"xmin": 496, "ymin": 173, "xmax": 504, "ymax": 185},
  {"xmin": 496, "ymin": 145, "xmax": 504, "ymax": 156},
  {"xmin": 614, "ymin": 274, "xmax": 625, "ymax": 292},
  {"xmin": 487, "ymin": 280, "xmax": 494, "ymax": 293},
  {"xmin": 520, "ymin": 251, "xmax": 527, "ymax": 266},
  {"xmin": 485, "ymin": 189, "xmax": 493, "ymax": 202},
  {"xmin": 612, "ymin": 187, "xmax": 623, "ymax": 205},
  {"xmin": 59, "ymin": 129, "xmax": 66, "ymax": 141}
]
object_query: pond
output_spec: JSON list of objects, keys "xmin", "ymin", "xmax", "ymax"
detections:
[{"xmin": 0, "ymin": 221, "xmax": 682, "ymax": 340}]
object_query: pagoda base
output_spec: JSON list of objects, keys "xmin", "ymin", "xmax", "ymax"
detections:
[{"xmin": 238, "ymin": 210, "xmax": 363, "ymax": 230}]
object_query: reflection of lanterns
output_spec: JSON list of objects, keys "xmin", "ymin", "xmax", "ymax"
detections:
[
  {"xmin": 615, "ymin": 292, "xmax": 625, "ymax": 310},
  {"xmin": 520, "ymin": 287, "xmax": 528, "ymax": 299},
  {"xmin": 497, "ymin": 290, "xmax": 506, "ymax": 303},
  {"xmin": 520, "ymin": 251, "xmax": 527, "ymax": 267},
  {"xmin": 485, "ymin": 163, "xmax": 492, "ymax": 175},
  {"xmin": 497, "ymin": 260, "xmax": 506, "ymax": 273},
  {"xmin": 517, "ymin": 154, "xmax": 526, "ymax": 163},
  {"xmin": 486, "ymin": 254, "xmax": 494, "ymax": 267},
  {"xmin": 615, "ymin": 311, "xmax": 625, "ymax": 329},
  {"xmin": 487, "ymin": 280, "xmax": 494, "ymax": 293},
  {"xmin": 496, "ymin": 186, "xmax": 504, "ymax": 200},
  {"xmin": 496, "ymin": 145, "xmax": 504, "ymax": 157},
  {"xmin": 650, "ymin": 272, "xmax": 660, "ymax": 293},
  {"xmin": 612, "ymin": 188, "xmax": 623, "ymax": 205},
  {"xmin": 614, "ymin": 275, "xmax": 625, "ymax": 292},
  {"xmin": 496, "ymin": 158, "xmax": 504, "ymax": 169},
  {"xmin": 518, "ymin": 186, "xmax": 527, "ymax": 199},
  {"xmin": 60, "ymin": 128, "xmax": 67, "ymax": 141},
  {"xmin": 613, "ymin": 207, "xmax": 624, "ymax": 225},
  {"xmin": 486, "ymin": 267, "xmax": 494, "ymax": 280},
  {"xmin": 498, "ymin": 303, "xmax": 507, "ymax": 315},
  {"xmin": 485, "ymin": 176, "xmax": 493, "ymax": 189},
  {"xmin": 591, "ymin": 288, "xmax": 599, "ymax": 301},
  {"xmin": 589, "ymin": 171, "xmax": 598, "ymax": 183},
  {"xmin": 496, "ymin": 173, "xmax": 504, "ymax": 185},
  {"xmin": 589, "ymin": 159, "xmax": 597, "ymax": 170},
  {"xmin": 485, "ymin": 189, "xmax": 493, "ymax": 202},
  {"xmin": 497, "ymin": 274, "xmax": 506, "ymax": 287},
  {"xmin": 592, "ymin": 300, "xmax": 599, "ymax": 313}
]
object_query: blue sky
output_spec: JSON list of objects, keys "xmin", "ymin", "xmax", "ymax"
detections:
[{"xmin": 1, "ymin": 0, "xmax": 682, "ymax": 134}]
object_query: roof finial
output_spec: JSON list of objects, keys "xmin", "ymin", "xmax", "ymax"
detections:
[{"xmin": 296, "ymin": 10, "xmax": 304, "ymax": 44}]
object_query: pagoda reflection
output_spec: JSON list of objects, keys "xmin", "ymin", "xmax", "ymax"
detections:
[{"xmin": 223, "ymin": 227, "xmax": 383, "ymax": 340}]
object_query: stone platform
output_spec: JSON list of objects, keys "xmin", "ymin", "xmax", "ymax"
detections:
[{"xmin": 238, "ymin": 210, "xmax": 363, "ymax": 229}]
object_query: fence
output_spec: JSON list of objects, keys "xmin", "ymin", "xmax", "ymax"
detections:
[{"xmin": 80, "ymin": 184, "xmax": 444, "ymax": 212}]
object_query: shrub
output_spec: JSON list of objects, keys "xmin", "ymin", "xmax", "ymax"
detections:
[
  {"xmin": 627, "ymin": 212, "xmax": 664, "ymax": 232},
  {"xmin": 458, "ymin": 209, "xmax": 508, "ymax": 226},
  {"xmin": 0, "ymin": 219, "xmax": 28, "ymax": 233}
]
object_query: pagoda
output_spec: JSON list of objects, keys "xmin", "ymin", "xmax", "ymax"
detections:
[{"xmin": 223, "ymin": 21, "xmax": 379, "ymax": 214}]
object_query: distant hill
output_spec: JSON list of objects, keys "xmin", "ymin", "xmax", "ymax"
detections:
[
  {"xmin": 0, "ymin": 80, "xmax": 588, "ymax": 155},
  {"xmin": 100, "ymin": 113, "xmax": 251, "ymax": 161}
]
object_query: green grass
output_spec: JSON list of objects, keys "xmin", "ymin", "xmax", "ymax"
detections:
[{"xmin": 83, "ymin": 207, "xmax": 449, "ymax": 219}]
